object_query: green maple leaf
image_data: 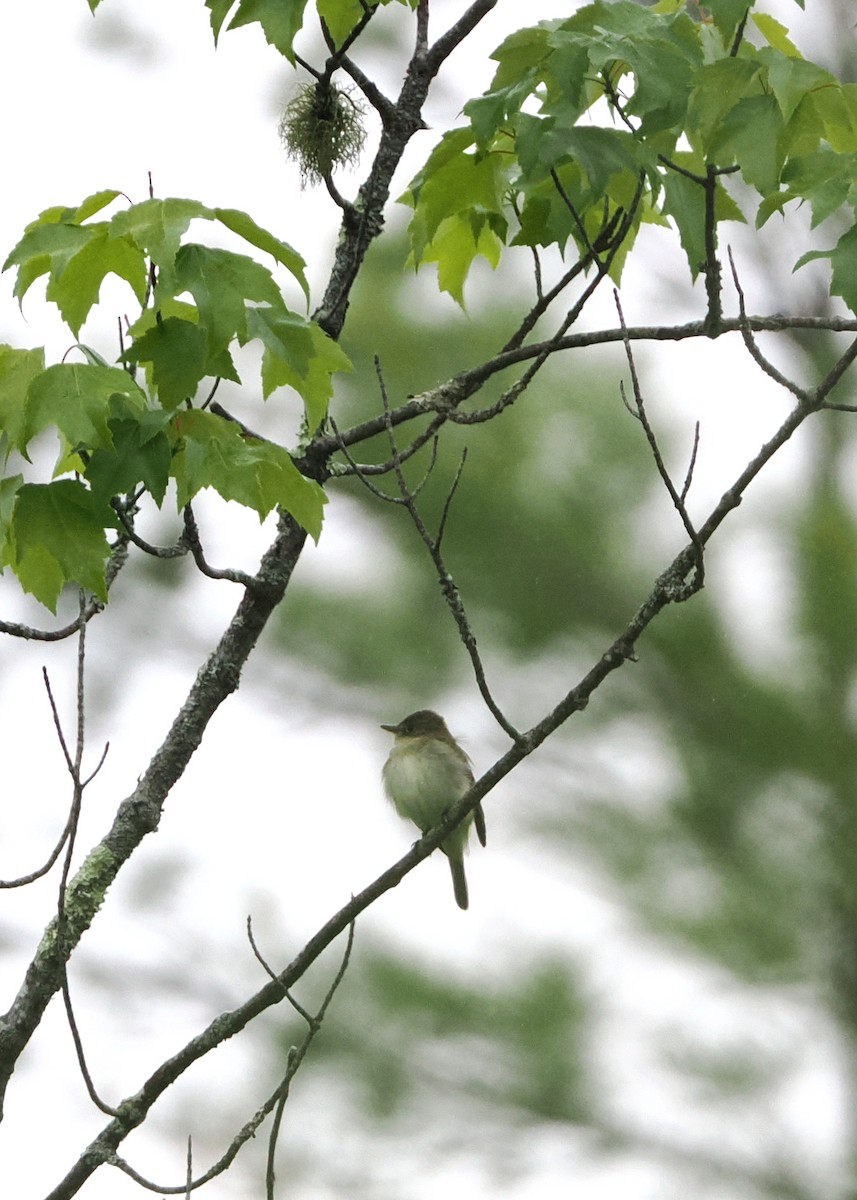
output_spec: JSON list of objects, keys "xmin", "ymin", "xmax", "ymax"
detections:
[
  {"xmin": 4, "ymin": 480, "xmax": 110, "ymax": 612},
  {"xmin": 709, "ymin": 93, "xmax": 785, "ymax": 194},
  {"xmin": 421, "ymin": 215, "xmax": 502, "ymax": 306},
  {"xmin": 687, "ymin": 58, "xmax": 762, "ymax": 153},
  {"xmin": 3, "ymin": 223, "xmax": 97, "ymax": 305},
  {"xmin": 225, "ymin": 0, "xmax": 310, "ymax": 62},
  {"xmin": 45, "ymin": 229, "xmax": 148, "ymax": 336},
  {"xmin": 126, "ymin": 318, "xmax": 210, "ymax": 409},
  {"xmin": 110, "ymin": 198, "xmax": 214, "ymax": 273},
  {"xmin": 316, "ymin": 0, "xmax": 364, "ymax": 44},
  {"xmin": 171, "ymin": 409, "xmax": 326, "ymax": 538},
  {"xmin": 85, "ymin": 407, "xmax": 173, "ymax": 508},
  {"xmin": 796, "ymin": 224, "xmax": 857, "ymax": 314},
  {"xmin": 23, "ymin": 363, "xmax": 147, "ymax": 457},
  {"xmin": 214, "ymin": 208, "xmax": 309, "ymax": 304},
  {"xmin": 172, "ymin": 244, "xmax": 283, "ymax": 354},
  {"xmin": 777, "ymin": 150, "xmax": 857, "ymax": 228},
  {"xmin": 245, "ymin": 307, "xmax": 352, "ymax": 431},
  {"xmin": 0, "ymin": 345, "xmax": 46, "ymax": 455}
]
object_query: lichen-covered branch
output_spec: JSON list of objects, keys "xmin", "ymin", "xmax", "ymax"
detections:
[{"xmin": 0, "ymin": 512, "xmax": 308, "ymax": 1118}]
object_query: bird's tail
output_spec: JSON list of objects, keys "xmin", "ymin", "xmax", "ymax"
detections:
[{"xmin": 447, "ymin": 853, "xmax": 469, "ymax": 910}]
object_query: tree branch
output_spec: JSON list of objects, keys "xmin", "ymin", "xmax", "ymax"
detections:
[
  {"xmin": 43, "ymin": 344, "xmax": 857, "ymax": 1196},
  {"xmin": 312, "ymin": 0, "xmax": 499, "ymax": 339},
  {"xmin": 317, "ymin": 312, "xmax": 857, "ymax": 456},
  {"xmin": 102, "ymin": 923, "xmax": 356, "ymax": 1197},
  {"xmin": 0, "ymin": 510, "xmax": 309, "ymax": 1120},
  {"xmin": 0, "ymin": 536, "xmax": 129, "ymax": 642},
  {"xmin": 375, "ymin": 358, "xmax": 519, "ymax": 740}
]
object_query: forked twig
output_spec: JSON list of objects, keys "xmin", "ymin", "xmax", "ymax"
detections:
[
  {"xmin": 375, "ymin": 358, "xmax": 519, "ymax": 740},
  {"xmin": 454, "ymin": 172, "xmax": 647, "ymax": 428},
  {"xmin": 43, "ymin": 595, "xmax": 118, "ymax": 1117},
  {"xmin": 266, "ymin": 920, "xmax": 356, "ymax": 1199},
  {"xmin": 109, "ymin": 922, "xmax": 356, "ymax": 1197},
  {"xmin": 329, "ymin": 416, "xmax": 440, "ymax": 500}
]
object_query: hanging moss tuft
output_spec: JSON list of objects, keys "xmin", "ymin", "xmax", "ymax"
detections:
[{"xmin": 279, "ymin": 81, "xmax": 367, "ymax": 187}]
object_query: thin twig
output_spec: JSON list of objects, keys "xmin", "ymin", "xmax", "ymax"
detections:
[
  {"xmin": 323, "ymin": 173, "xmax": 352, "ymax": 211},
  {"xmin": 185, "ymin": 1138, "xmax": 193, "ymax": 1200},
  {"xmin": 502, "ymin": 247, "xmax": 595, "ymax": 354},
  {"xmin": 510, "ymin": 193, "xmax": 543, "ymax": 303},
  {"xmin": 0, "ymin": 812, "xmax": 76, "ymax": 888},
  {"xmin": 331, "ymin": 413, "xmax": 447, "ymax": 478},
  {"xmin": 550, "ymin": 168, "xmax": 597, "ymax": 259},
  {"xmin": 727, "ymin": 247, "xmax": 810, "ymax": 402},
  {"xmin": 266, "ymin": 920, "xmax": 357, "ymax": 1199},
  {"xmin": 435, "ymin": 447, "xmax": 467, "ymax": 554},
  {"xmin": 182, "ymin": 506, "xmax": 259, "ymax": 590},
  {"xmin": 811, "ymin": 336, "xmax": 857, "ymax": 404},
  {"xmin": 376, "ymin": 358, "xmax": 519, "ymax": 740},
  {"xmin": 424, "ymin": 0, "xmax": 497, "ymax": 72},
  {"xmin": 294, "ymin": 52, "xmax": 322, "ymax": 80},
  {"xmin": 199, "ymin": 377, "xmax": 221, "ymax": 411},
  {"xmin": 60, "ymin": 983, "xmax": 120, "ymax": 1116},
  {"xmin": 48, "ymin": 597, "xmax": 119, "ymax": 1117},
  {"xmin": 730, "ymin": 7, "xmax": 749, "ymax": 56},
  {"xmin": 111, "ymin": 501, "xmax": 187, "ymax": 559},
  {"xmin": 265, "ymin": 1058, "xmax": 294, "ymax": 1200},
  {"xmin": 702, "ymin": 163, "xmax": 723, "ymax": 334},
  {"xmin": 246, "ymin": 915, "xmax": 314, "ymax": 1024},
  {"xmin": 680, "ymin": 422, "xmax": 701, "ymax": 505},
  {"xmin": 329, "ymin": 415, "xmax": 440, "ymax": 498},
  {"xmin": 0, "ymin": 669, "xmax": 88, "ymax": 888},
  {"xmin": 0, "ymin": 537, "xmax": 129, "ymax": 642},
  {"xmin": 615, "ymin": 292, "xmax": 704, "ymax": 595},
  {"xmin": 337, "ymin": 54, "xmax": 398, "ymax": 124},
  {"xmin": 109, "ymin": 922, "xmax": 356, "ymax": 1198},
  {"xmin": 208, "ymin": 400, "xmax": 268, "ymax": 441}
]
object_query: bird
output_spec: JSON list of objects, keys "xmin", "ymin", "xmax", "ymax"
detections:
[{"xmin": 381, "ymin": 710, "xmax": 486, "ymax": 910}]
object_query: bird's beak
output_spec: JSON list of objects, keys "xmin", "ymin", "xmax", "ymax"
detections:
[{"xmin": 380, "ymin": 722, "xmax": 399, "ymax": 733}]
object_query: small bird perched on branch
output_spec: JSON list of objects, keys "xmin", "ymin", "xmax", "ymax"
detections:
[{"xmin": 381, "ymin": 710, "xmax": 486, "ymax": 911}]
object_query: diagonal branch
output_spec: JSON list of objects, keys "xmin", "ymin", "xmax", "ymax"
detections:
[
  {"xmin": 104, "ymin": 923, "xmax": 356, "ymax": 1197},
  {"xmin": 43, "ymin": 346, "xmax": 857, "ymax": 1198},
  {"xmin": 0, "ymin": 510, "xmax": 310, "ymax": 1122},
  {"xmin": 313, "ymin": 0, "xmax": 499, "ymax": 339}
]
